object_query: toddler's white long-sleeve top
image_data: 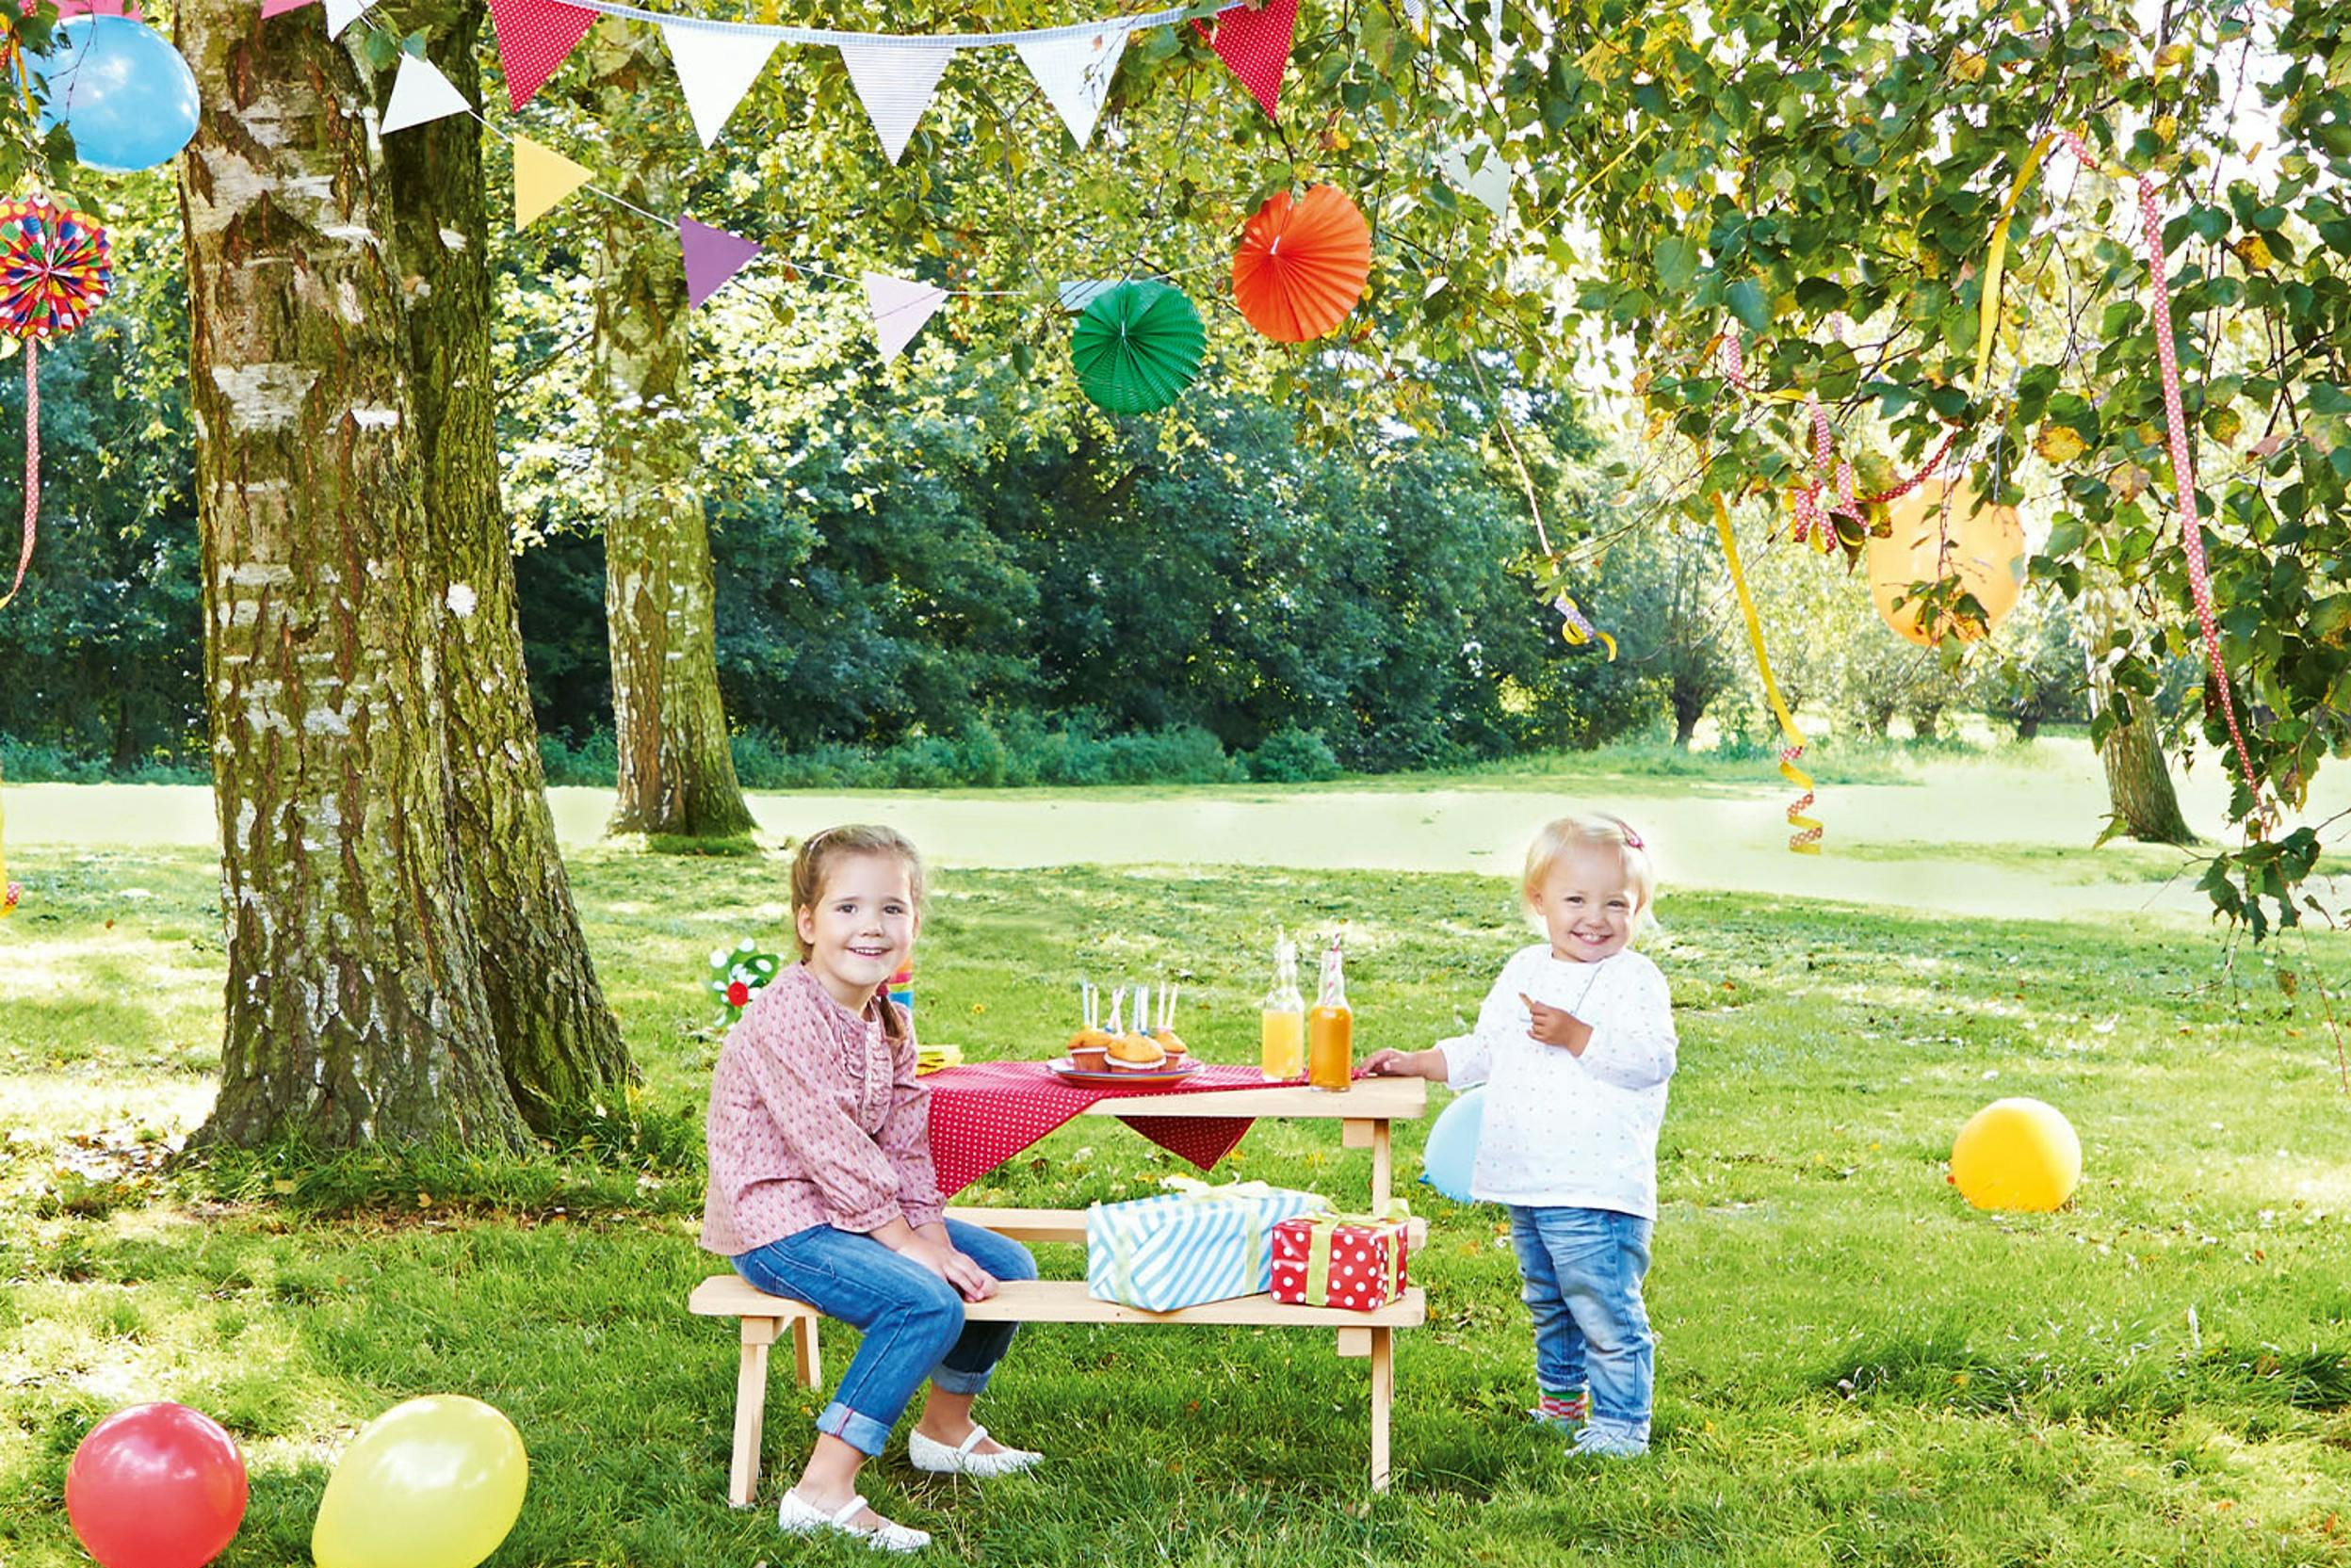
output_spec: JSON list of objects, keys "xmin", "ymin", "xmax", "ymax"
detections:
[{"xmin": 1435, "ymin": 944, "xmax": 1678, "ymax": 1220}]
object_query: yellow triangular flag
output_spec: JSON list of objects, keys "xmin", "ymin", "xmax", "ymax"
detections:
[{"xmin": 513, "ymin": 136, "xmax": 592, "ymax": 230}]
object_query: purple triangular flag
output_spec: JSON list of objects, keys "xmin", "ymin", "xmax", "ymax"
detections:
[{"xmin": 678, "ymin": 217, "xmax": 760, "ymax": 309}]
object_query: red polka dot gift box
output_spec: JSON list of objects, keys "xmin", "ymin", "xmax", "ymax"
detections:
[{"xmin": 1270, "ymin": 1202, "xmax": 1411, "ymax": 1312}]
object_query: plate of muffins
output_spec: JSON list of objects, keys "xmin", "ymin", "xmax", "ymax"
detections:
[{"xmin": 1053, "ymin": 980, "xmax": 1201, "ymax": 1086}]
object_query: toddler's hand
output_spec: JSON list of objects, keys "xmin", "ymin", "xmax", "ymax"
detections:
[
  {"xmin": 1361, "ymin": 1048, "xmax": 1414, "ymax": 1077},
  {"xmin": 1520, "ymin": 994, "xmax": 1590, "ymax": 1054}
]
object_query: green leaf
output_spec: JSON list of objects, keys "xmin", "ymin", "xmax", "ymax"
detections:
[
  {"xmin": 1726, "ymin": 277, "xmax": 1769, "ymax": 332},
  {"xmin": 1655, "ymin": 236, "xmax": 1700, "ymax": 292}
]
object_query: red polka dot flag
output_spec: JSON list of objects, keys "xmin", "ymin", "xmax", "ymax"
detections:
[
  {"xmin": 925, "ymin": 1061, "xmax": 1289, "ymax": 1199},
  {"xmin": 1191, "ymin": 0, "xmax": 1298, "ymax": 120},
  {"xmin": 487, "ymin": 0, "xmax": 599, "ymax": 110}
]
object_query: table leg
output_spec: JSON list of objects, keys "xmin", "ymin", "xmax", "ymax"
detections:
[
  {"xmin": 1370, "ymin": 1120, "xmax": 1392, "ymax": 1209},
  {"xmin": 1369, "ymin": 1324, "xmax": 1394, "ymax": 1492},
  {"xmin": 732, "ymin": 1317, "xmax": 781, "ymax": 1508}
]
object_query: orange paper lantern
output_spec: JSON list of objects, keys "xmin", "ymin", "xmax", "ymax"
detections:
[
  {"xmin": 1231, "ymin": 185, "xmax": 1370, "ymax": 343},
  {"xmin": 1865, "ymin": 478, "xmax": 2026, "ymax": 645}
]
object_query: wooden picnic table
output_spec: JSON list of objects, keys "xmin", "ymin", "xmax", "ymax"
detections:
[{"xmin": 691, "ymin": 1072, "xmax": 1430, "ymax": 1501}]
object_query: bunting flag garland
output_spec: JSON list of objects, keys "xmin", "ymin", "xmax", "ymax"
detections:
[
  {"xmin": 323, "ymin": 0, "xmax": 371, "ymax": 34},
  {"xmin": 838, "ymin": 40, "xmax": 956, "ymax": 165},
  {"xmin": 512, "ymin": 135, "xmax": 593, "ymax": 228},
  {"xmin": 862, "ymin": 271, "xmax": 949, "ymax": 362},
  {"xmin": 1436, "ymin": 142, "xmax": 1511, "ymax": 218},
  {"xmin": 1058, "ymin": 279, "xmax": 1117, "ymax": 311},
  {"xmin": 259, "ymin": 0, "xmax": 316, "ymax": 17},
  {"xmin": 662, "ymin": 22, "xmax": 779, "ymax": 148},
  {"xmin": 1014, "ymin": 24, "xmax": 1126, "ymax": 148},
  {"xmin": 379, "ymin": 52, "xmax": 473, "ymax": 135},
  {"xmin": 1232, "ymin": 184, "xmax": 1370, "ymax": 342},
  {"xmin": 678, "ymin": 215, "xmax": 760, "ymax": 307},
  {"xmin": 487, "ymin": 0, "xmax": 598, "ymax": 110},
  {"xmin": 1192, "ymin": 0, "xmax": 1297, "ymax": 118}
]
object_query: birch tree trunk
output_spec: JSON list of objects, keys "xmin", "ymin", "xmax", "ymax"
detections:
[
  {"xmin": 582, "ymin": 30, "xmax": 754, "ymax": 843},
  {"xmin": 181, "ymin": 1, "xmax": 524, "ymax": 1150},
  {"xmin": 382, "ymin": 6, "xmax": 633, "ymax": 1128}
]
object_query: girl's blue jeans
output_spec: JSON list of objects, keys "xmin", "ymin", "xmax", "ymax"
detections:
[
  {"xmin": 734, "ymin": 1218, "xmax": 1039, "ymax": 1457},
  {"xmin": 1507, "ymin": 1204, "xmax": 1655, "ymax": 1450}
]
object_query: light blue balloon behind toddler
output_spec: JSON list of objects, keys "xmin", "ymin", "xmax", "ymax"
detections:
[{"xmin": 1419, "ymin": 1084, "xmax": 1485, "ymax": 1203}]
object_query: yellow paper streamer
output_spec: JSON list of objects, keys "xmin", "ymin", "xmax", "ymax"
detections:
[
  {"xmin": 1972, "ymin": 133, "xmax": 2055, "ymax": 397},
  {"xmin": 1711, "ymin": 494, "xmax": 1823, "ymax": 854}
]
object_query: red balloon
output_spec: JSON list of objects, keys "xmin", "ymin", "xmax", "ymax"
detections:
[{"xmin": 65, "ymin": 1402, "xmax": 248, "ymax": 1568}]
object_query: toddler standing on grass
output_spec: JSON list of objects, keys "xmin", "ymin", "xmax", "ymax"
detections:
[{"xmin": 1366, "ymin": 813, "xmax": 1677, "ymax": 1457}]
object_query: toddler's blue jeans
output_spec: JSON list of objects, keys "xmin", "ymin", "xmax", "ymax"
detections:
[
  {"xmin": 1507, "ymin": 1204, "xmax": 1655, "ymax": 1452},
  {"xmin": 734, "ymin": 1218, "xmax": 1038, "ymax": 1457}
]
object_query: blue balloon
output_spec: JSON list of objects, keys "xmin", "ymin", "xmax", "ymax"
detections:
[
  {"xmin": 35, "ymin": 16, "xmax": 200, "ymax": 174},
  {"xmin": 1419, "ymin": 1084, "xmax": 1486, "ymax": 1204}
]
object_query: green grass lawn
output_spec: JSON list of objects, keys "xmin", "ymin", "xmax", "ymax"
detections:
[{"xmin": 5, "ymin": 845, "xmax": 2351, "ymax": 1565}]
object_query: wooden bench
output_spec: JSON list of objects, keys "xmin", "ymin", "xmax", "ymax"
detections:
[{"xmin": 693, "ymin": 1204, "xmax": 1429, "ymax": 1503}]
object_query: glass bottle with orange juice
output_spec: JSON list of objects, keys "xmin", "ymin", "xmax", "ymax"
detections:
[
  {"xmin": 1259, "ymin": 933, "xmax": 1305, "ymax": 1080},
  {"xmin": 1306, "ymin": 934, "xmax": 1353, "ymax": 1091}
]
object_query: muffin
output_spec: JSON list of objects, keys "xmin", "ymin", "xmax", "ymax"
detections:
[
  {"xmin": 1107, "ymin": 1032, "xmax": 1168, "ymax": 1071},
  {"xmin": 1153, "ymin": 1028, "xmax": 1189, "ymax": 1063},
  {"xmin": 1069, "ymin": 1042, "xmax": 1111, "ymax": 1072}
]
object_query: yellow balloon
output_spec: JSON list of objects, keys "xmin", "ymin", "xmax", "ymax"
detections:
[
  {"xmin": 1865, "ymin": 479, "xmax": 2026, "ymax": 645},
  {"xmin": 1950, "ymin": 1097, "xmax": 2082, "ymax": 1213},
  {"xmin": 313, "ymin": 1397, "xmax": 527, "ymax": 1568}
]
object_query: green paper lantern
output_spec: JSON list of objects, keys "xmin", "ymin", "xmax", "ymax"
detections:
[{"xmin": 1070, "ymin": 280, "xmax": 1205, "ymax": 415}]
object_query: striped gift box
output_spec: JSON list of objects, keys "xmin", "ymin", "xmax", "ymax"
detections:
[{"xmin": 1085, "ymin": 1180, "xmax": 1328, "ymax": 1312}]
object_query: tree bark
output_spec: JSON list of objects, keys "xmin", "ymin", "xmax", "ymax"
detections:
[
  {"xmin": 583, "ymin": 31, "xmax": 754, "ymax": 843},
  {"xmin": 2080, "ymin": 581, "xmax": 2196, "ymax": 846},
  {"xmin": 2098, "ymin": 698, "xmax": 2196, "ymax": 845},
  {"xmin": 180, "ymin": 2, "xmax": 525, "ymax": 1149},
  {"xmin": 382, "ymin": 8, "xmax": 633, "ymax": 1129}
]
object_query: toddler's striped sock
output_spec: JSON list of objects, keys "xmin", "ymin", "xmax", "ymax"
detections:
[{"xmin": 1532, "ymin": 1390, "xmax": 1588, "ymax": 1429}]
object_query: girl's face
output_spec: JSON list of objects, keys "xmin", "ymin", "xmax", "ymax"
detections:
[
  {"xmin": 1533, "ymin": 845, "xmax": 1639, "ymax": 963},
  {"xmin": 796, "ymin": 852, "xmax": 917, "ymax": 1009}
]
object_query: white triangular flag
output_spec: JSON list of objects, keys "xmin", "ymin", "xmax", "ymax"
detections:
[
  {"xmin": 380, "ymin": 52, "xmax": 473, "ymax": 135},
  {"xmin": 1436, "ymin": 142, "xmax": 1512, "ymax": 218},
  {"xmin": 661, "ymin": 23, "xmax": 779, "ymax": 149},
  {"xmin": 838, "ymin": 41, "xmax": 955, "ymax": 165},
  {"xmin": 1057, "ymin": 279, "xmax": 1118, "ymax": 312},
  {"xmin": 326, "ymin": 0, "xmax": 373, "ymax": 36},
  {"xmin": 1014, "ymin": 26, "xmax": 1127, "ymax": 148},
  {"xmin": 861, "ymin": 271, "xmax": 949, "ymax": 363}
]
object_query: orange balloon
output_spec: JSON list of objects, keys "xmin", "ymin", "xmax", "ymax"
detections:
[
  {"xmin": 1232, "ymin": 185, "xmax": 1371, "ymax": 343},
  {"xmin": 1865, "ymin": 479, "xmax": 2026, "ymax": 645}
]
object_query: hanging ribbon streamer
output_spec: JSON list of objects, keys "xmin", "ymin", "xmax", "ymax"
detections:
[
  {"xmin": 4, "ymin": 340, "xmax": 31, "ymax": 608},
  {"xmin": 1551, "ymin": 594, "xmax": 1617, "ymax": 658},
  {"xmin": 1711, "ymin": 493, "xmax": 1823, "ymax": 854},
  {"xmin": 1974, "ymin": 129, "xmax": 2262, "ymax": 805}
]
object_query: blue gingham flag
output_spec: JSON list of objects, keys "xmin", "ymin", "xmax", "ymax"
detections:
[{"xmin": 1086, "ymin": 1179, "xmax": 1328, "ymax": 1312}]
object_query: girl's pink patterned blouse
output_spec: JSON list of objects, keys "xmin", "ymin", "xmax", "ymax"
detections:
[{"xmin": 700, "ymin": 962, "xmax": 944, "ymax": 1256}]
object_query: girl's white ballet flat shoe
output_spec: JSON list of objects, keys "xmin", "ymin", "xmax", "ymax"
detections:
[
  {"xmin": 908, "ymin": 1424, "xmax": 1043, "ymax": 1478},
  {"xmin": 776, "ymin": 1488, "xmax": 932, "ymax": 1553}
]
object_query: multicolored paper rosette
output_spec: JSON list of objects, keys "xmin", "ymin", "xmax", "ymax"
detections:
[
  {"xmin": 0, "ymin": 196, "xmax": 112, "ymax": 340},
  {"xmin": 0, "ymin": 194, "xmax": 112, "ymax": 616},
  {"xmin": 706, "ymin": 937, "xmax": 782, "ymax": 1026},
  {"xmin": 1069, "ymin": 280, "xmax": 1205, "ymax": 415},
  {"xmin": 1231, "ymin": 184, "xmax": 1370, "ymax": 343}
]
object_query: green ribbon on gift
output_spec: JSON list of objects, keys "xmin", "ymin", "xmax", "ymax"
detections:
[{"xmin": 1302, "ymin": 1199, "xmax": 1412, "ymax": 1308}]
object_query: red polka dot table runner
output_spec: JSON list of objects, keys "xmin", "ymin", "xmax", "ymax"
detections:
[{"xmin": 926, "ymin": 1061, "xmax": 1294, "ymax": 1199}]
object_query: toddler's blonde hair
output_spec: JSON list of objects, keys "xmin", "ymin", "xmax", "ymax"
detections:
[{"xmin": 1521, "ymin": 813, "xmax": 1657, "ymax": 919}]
